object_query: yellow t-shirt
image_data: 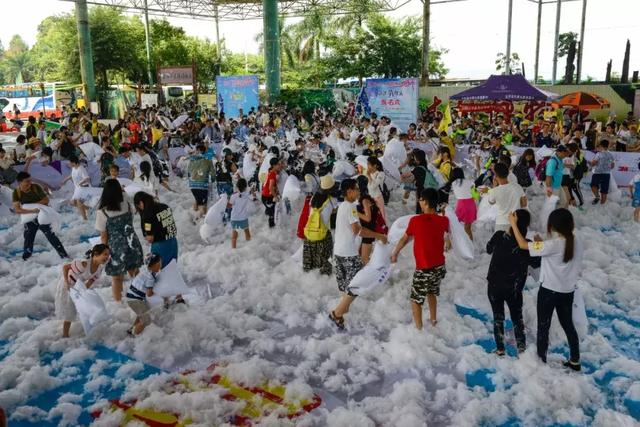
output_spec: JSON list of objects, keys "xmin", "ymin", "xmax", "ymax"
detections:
[{"xmin": 91, "ymin": 121, "xmax": 98, "ymax": 137}]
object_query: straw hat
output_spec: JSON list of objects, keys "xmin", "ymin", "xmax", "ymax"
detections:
[{"xmin": 320, "ymin": 175, "xmax": 335, "ymax": 191}]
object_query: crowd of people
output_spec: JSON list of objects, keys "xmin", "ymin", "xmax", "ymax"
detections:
[{"xmin": 2, "ymin": 98, "xmax": 640, "ymax": 375}]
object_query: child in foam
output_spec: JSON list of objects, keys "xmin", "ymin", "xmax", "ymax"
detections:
[
  {"xmin": 56, "ymin": 244, "xmax": 110, "ymax": 338},
  {"xmin": 63, "ymin": 154, "xmax": 92, "ymax": 220},
  {"xmin": 126, "ymin": 253, "xmax": 162, "ymax": 336},
  {"xmin": 228, "ymin": 178, "xmax": 252, "ymax": 249},
  {"xmin": 449, "ymin": 167, "xmax": 477, "ymax": 241},
  {"xmin": 391, "ymin": 188, "xmax": 450, "ymax": 330}
]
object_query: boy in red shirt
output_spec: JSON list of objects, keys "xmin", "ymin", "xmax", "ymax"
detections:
[{"xmin": 391, "ymin": 188, "xmax": 450, "ymax": 329}]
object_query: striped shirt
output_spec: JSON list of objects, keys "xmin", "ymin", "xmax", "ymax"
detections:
[{"xmin": 126, "ymin": 268, "xmax": 156, "ymax": 301}]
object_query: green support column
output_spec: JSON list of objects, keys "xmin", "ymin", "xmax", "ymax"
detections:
[
  {"xmin": 75, "ymin": 0, "xmax": 96, "ymax": 102},
  {"xmin": 262, "ymin": 0, "xmax": 280, "ymax": 103}
]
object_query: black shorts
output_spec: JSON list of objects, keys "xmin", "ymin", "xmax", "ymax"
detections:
[
  {"xmin": 191, "ymin": 188, "xmax": 209, "ymax": 206},
  {"xmin": 590, "ymin": 173, "xmax": 610, "ymax": 194},
  {"xmin": 561, "ymin": 175, "xmax": 573, "ymax": 187}
]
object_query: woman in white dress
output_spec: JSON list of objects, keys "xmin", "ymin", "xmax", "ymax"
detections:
[{"xmin": 55, "ymin": 244, "xmax": 110, "ymax": 338}]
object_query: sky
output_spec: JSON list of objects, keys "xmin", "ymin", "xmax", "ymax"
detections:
[{"xmin": 2, "ymin": 0, "xmax": 639, "ymax": 81}]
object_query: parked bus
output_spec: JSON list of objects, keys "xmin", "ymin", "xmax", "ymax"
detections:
[{"xmin": 0, "ymin": 82, "xmax": 77, "ymax": 120}]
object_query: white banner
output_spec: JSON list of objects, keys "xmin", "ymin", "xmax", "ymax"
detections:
[
  {"xmin": 450, "ymin": 145, "xmax": 640, "ymax": 187},
  {"xmin": 141, "ymin": 93, "xmax": 158, "ymax": 109}
]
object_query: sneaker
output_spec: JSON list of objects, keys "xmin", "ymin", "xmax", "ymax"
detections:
[
  {"xmin": 495, "ymin": 349, "xmax": 506, "ymax": 357},
  {"xmin": 591, "ymin": 198, "xmax": 600, "ymax": 205},
  {"xmin": 563, "ymin": 360, "xmax": 582, "ymax": 372}
]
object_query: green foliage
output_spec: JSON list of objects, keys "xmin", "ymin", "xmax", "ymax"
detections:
[
  {"xmin": 495, "ymin": 52, "xmax": 521, "ymax": 75},
  {"xmin": 558, "ymin": 32, "xmax": 579, "ymax": 57},
  {"xmin": 322, "ymin": 14, "xmax": 447, "ymax": 82},
  {"xmin": 2, "ymin": 35, "xmax": 34, "ymax": 84},
  {"xmin": 2, "ymin": 4, "xmax": 449, "ymax": 91}
]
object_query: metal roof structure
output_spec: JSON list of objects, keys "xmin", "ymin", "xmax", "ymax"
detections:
[{"xmin": 60, "ymin": 0, "xmax": 411, "ymax": 21}]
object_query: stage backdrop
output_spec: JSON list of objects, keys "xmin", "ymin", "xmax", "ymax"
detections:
[
  {"xmin": 216, "ymin": 75, "xmax": 259, "ymax": 119},
  {"xmin": 359, "ymin": 78, "xmax": 418, "ymax": 132}
]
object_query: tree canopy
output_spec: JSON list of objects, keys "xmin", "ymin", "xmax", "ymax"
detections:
[{"xmin": 0, "ymin": 6, "xmax": 448, "ymax": 90}]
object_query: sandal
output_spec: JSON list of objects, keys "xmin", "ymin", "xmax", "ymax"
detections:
[
  {"xmin": 495, "ymin": 349, "xmax": 506, "ymax": 357},
  {"xmin": 126, "ymin": 327, "xmax": 134, "ymax": 337},
  {"xmin": 329, "ymin": 311, "xmax": 345, "ymax": 330}
]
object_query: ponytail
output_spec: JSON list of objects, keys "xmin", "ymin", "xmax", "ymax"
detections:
[
  {"xmin": 563, "ymin": 233, "xmax": 575, "ymax": 263},
  {"xmin": 547, "ymin": 208, "xmax": 575, "ymax": 263},
  {"xmin": 86, "ymin": 243, "xmax": 109, "ymax": 259}
]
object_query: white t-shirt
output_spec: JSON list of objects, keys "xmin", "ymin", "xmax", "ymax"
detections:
[
  {"xmin": 333, "ymin": 200, "xmax": 360, "ymax": 257},
  {"xmin": 528, "ymin": 235, "xmax": 583, "ymax": 293},
  {"xmin": 230, "ymin": 190, "xmax": 251, "ymax": 221},
  {"xmin": 488, "ymin": 182, "xmax": 525, "ymax": 226},
  {"xmin": 71, "ymin": 165, "xmax": 90, "ymax": 187},
  {"xmin": 452, "ymin": 179, "xmax": 474, "ymax": 200},
  {"xmin": 507, "ymin": 172, "xmax": 518, "ymax": 184}
]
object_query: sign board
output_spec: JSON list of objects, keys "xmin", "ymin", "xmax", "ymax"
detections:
[
  {"xmin": 215, "ymin": 75, "xmax": 259, "ymax": 119},
  {"xmin": 158, "ymin": 66, "xmax": 194, "ymax": 85},
  {"xmin": 634, "ymin": 89, "xmax": 640, "ymax": 119},
  {"xmin": 357, "ymin": 78, "xmax": 418, "ymax": 132},
  {"xmin": 141, "ymin": 93, "xmax": 158, "ymax": 109}
]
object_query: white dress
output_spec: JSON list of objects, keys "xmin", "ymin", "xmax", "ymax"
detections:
[{"xmin": 55, "ymin": 259, "xmax": 105, "ymax": 321}]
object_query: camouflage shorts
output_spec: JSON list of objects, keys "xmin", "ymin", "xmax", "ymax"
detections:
[{"xmin": 411, "ymin": 265, "xmax": 446, "ymax": 304}]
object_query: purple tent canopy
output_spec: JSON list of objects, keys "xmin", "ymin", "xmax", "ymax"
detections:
[{"xmin": 450, "ymin": 75, "xmax": 556, "ymax": 102}]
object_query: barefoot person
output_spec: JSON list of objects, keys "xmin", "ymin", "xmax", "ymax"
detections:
[{"xmin": 391, "ymin": 188, "xmax": 450, "ymax": 329}]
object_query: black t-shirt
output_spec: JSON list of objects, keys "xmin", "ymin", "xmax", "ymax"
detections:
[
  {"xmin": 216, "ymin": 160, "xmax": 235, "ymax": 182},
  {"xmin": 26, "ymin": 124, "xmax": 37, "ymax": 139},
  {"xmin": 141, "ymin": 203, "xmax": 177, "ymax": 242},
  {"xmin": 486, "ymin": 231, "xmax": 540, "ymax": 291},
  {"xmin": 412, "ymin": 165, "xmax": 426, "ymax": 192}
]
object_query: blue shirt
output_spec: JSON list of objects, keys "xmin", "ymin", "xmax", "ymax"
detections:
[{"xmin": 545, "ymin": 155, "xmax": 564, "ymax": 189}]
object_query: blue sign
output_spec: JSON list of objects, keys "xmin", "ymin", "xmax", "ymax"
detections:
[
  {"xmin": 215, "ymin": 75, "xmax": 259, "ymax": 119},
  {"xmin": 357, "ymin": 78, "xmax": 418, "ymax": 132}
]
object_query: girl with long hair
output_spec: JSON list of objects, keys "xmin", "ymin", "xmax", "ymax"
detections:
[{"xmin": 509, "ymin": 208, "xmax": 583, "ymax": 371}]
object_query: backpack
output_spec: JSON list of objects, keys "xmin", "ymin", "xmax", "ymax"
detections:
[
  {"xmin": 304, "ymin": 198, "xmax": 331, "ymax": 242},
  {"xmin": 417, "ymin": 166, "xmax": 439, "ymax": 189},
  {"xmin": 573, "ymin": 154, "xmax": 588, "ymax": 181},
  {"xmin": 296, "ymin": 195, "xmax": 312, "ymax": 239},
  {"xmin": 535, "ymin": 156, "xmax": 555, "ymax": 182}
]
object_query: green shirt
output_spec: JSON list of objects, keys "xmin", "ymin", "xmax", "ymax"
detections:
[{"xmin": 12, "ymin": 184, "xmax": 46, "ymax": 205}]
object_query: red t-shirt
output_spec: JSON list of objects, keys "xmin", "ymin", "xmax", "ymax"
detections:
[
  {"xmin": 128, "ymin": 123, "xmax": 140, "ymax": 144},
  {"xmin": 405, "ymin": 213, "xmax": 449, "ymax": 270},
  {"xmin": 262, "ymin": 170, "xmax": 277, "ymax": 197}
]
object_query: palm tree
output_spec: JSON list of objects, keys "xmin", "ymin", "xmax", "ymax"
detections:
[
  {"xmin": 4, "ymin": 51, "xmax": 30, "ymax": 84},
  {"xmin": 255, "ymin": 16, "xmax": 300, "ymax": 69},
  {"xmin": 332, "ymin": 0, "xmax": 381, "ymax": 35}
]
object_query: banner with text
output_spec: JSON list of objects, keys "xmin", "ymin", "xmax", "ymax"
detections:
[
  {"xmin": 216, "ymin": 75, "xmax": 259, "ymax": 119},
  {"xmin": 360, "ymin": 78, "xmax": 418, "ymax": 132}
]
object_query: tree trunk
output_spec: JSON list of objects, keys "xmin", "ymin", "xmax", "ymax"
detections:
[
  {"xmin": 605, "ymin": 59, "xmax": 612, "ymax": 83},
  {"xmin": 621, "ymin": 39, "xmax": 630, "ymax": 83},
  {"xmin": 564, "ymin": 40, "xmax": 576, "ymax": 84}
]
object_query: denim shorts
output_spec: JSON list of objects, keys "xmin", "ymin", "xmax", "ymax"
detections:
[{"xmin": 231, "ymin": 219, "xmax": 249, "ymax": 230}]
